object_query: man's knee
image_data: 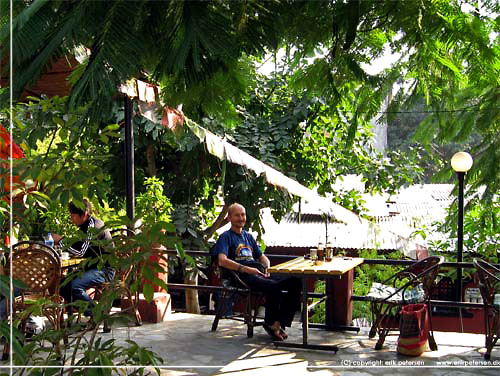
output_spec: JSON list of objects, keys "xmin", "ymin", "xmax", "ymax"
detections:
[
  {"xmin": 70, "ymin": 277, "xmax": 87, "ymax": 291},
  {"xmin": 244, "ymin": 275, "xmax": 278, "ymax": 290}
]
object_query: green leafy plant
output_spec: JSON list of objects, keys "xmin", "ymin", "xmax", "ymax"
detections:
[
  {"xmin": 135, "ymin": 177, "xmax": 173, "ymax": 226},
  {"xmin": 3, "ymin": 218, "xmax": 169, "ymax": 372},
  {"xmin": 0, "ymin": 96, "xmax": 120, "ymax": 241},
  {"xmin": 0, "ymin": 96, "xmax": 172, "ymax": 368}
]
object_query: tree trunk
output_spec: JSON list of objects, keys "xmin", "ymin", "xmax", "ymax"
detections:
[
  {"xmin": 184, "ymin": 273, "xmax": 200, "ymax": 314},
  {"xmin": 203, "ymin": 204, "xmax": 229, "ymax": 240},
  {"xmin": 146, "ymin": 142, "xmax": 157, "ymax": 177}
]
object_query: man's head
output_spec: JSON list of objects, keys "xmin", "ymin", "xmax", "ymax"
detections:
[
  {"xmin": 68, "ymin": 199, "xmax": 92, "ymax": 226},
  {"xmin": 227, "ymin": 203, "xmax": 246, "ymax": 233}
]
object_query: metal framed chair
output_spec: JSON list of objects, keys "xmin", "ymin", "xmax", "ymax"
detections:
[
  {"xmin": 473, "ymin": 258, "xmax": 500, "ymax": 360},
  {"xmin": 210, "ymin": 258, "xmax": 265, "ymax": 338},
  {"xmin": 2, "ymin": 241, "xmax": 64, "ymax": 360},
  {"xmin": 367, "ymin": 255, "xmax": 444, "ymax": 350},
  {"xmin": 96, "ymin": 228, "xmax": 142, "ymax": 333}
]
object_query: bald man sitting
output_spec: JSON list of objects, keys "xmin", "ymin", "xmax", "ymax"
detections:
[{"xmin": 213, "ymin": 203, "xmax": 301, "ymax": 341}]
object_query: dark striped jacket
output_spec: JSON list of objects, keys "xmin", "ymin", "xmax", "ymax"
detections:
[{"xmin": 62, "ymin": 216, "xmax": 112, "ymax": 262}]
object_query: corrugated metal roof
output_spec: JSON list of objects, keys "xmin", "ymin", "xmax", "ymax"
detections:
[
  {"xmin": 262, "ymin": 219, "xmax": 415, "ymax": 251},
  {"xmin": 262, "ymin": 184, "xmax": 455, "ymax": 254}
]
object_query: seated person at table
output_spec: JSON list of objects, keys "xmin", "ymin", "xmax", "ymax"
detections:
[
  {"xmin": 52, "ymin": 199, "xmax": 114, "ymax": 317},
  {"xmin": 213, "ymin": 203, "xmax": 301, "ymax": 341}
]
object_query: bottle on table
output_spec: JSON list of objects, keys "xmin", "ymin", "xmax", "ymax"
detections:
[
  {"xmin": 317, "ymin": 243, "xmax": 325, "ymax": 261},
  {"xmin": 310, "ymin": 248, "xmax": 318, "ymax": 261},
  {"xmin": 44, "ymin": 232, "xmax": 54, "ymax": 248}
]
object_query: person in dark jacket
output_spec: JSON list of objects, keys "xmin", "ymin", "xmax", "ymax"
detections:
[{"xmin": 52, "ymin": 199, "xmax": 114, "ymax": 316}]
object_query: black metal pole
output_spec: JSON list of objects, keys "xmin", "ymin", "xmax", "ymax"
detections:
[
  {"xmin": 124, "ymin": 95, "xmax": 135, "ymax": 221},
  {"xmin": 456, "ymin": 171, "xmax": 465, "ymax": 303}
]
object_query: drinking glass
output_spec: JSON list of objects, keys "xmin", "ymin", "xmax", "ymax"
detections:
[
  {"xmin": 325, "ymin": 246, "xmax": 333, "ymax": 262},
  {"xmin": 310, "ymin": 248, "xmax": 317, "ymax": 262},
  {"xmin": 317, "ymin": 243, "xmax": 325, "ymax": 261}
]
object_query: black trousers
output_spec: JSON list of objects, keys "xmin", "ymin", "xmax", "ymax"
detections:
[{"xmin": 239, "ymin": 273, "xmax": 302, "ymax": 328}]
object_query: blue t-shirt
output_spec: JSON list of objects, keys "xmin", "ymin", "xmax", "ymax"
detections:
[{"xmin": 213, "ymin": 230, "xmax": 262, "ymax": 262}]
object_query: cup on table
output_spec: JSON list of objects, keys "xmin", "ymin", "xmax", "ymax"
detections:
[{"xmin": 310, "ymin": 248, "xmax": 318, "ymax": 261}]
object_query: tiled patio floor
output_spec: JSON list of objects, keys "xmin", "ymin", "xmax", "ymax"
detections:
[{"xmin": 98, "ymin": 312, "xmax": 499, "ymax": 375}]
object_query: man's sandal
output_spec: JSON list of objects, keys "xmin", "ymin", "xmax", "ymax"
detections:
[{"xmin": 263, "ymin": 324, "xmax": 284, "ymax": 341}]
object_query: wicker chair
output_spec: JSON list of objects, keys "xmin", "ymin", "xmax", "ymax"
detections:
[
  {"xmin": 95, "ymin": 228, "xmax": 142, "ymax": 333},
  {"xmin": 210, "ymin": 259, "xmax": 265, "ymax": 338},
  {"xmin": 2, "ymin": 241, "xmax": 64, "ymax": 360},
  {"xmin": 367, "ymin": 256, "xmax": 444, "ymax": 350},
  {"xmin": 473, "ymin": 258, "xmax": 500, "ymax": 360}
]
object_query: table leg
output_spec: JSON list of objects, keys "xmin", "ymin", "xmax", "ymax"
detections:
[
  {"xmin": 303, "ymin": 276, "xmax": 308, "ymax": 346},
  {"xmin": 326, "ymin": 270, "xmax": 355, "ymax": 329},
  {"xmin": 273, "ymin": 275, "xmax": 338, "ymax": 353}
]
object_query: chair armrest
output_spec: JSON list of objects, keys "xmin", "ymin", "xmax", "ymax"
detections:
[
  {"xmin": 224, "ymin": 269, "xmax": 250, "ymax": 290},
  {"xmin": 372, "ymin": 266, "xmax": 439, "ymax": 304},
  {"xmin": 392, "ymin": 271, "xmax": 418, "ymax": 287},
  {"xmin": 378, "ymin": 262, "xmax": 416, "ymax": 286},
  {"xmin": 211, "ymin": 255, "xmax": 251, "ymax": 291}
]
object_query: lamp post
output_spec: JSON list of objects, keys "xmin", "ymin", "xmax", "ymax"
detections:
[{"xmin": 450, "ymin": 151, "xmax": 473, "ymax": 304}]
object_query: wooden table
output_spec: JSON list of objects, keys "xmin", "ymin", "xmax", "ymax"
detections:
[{"xmin": 268, "ymin": 256, "xmax": 364, "ymax": 352}]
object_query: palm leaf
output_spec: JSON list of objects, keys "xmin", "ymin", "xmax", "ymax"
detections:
[{"xmin": 68, "ymin": 0, "xmax": 148, "ymax": 111}]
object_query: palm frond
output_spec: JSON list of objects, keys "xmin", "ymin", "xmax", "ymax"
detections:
[
  {"xmin": 153, "ymin": 1, "xmax": 235, "ymax": 85},
  {"xmin": 68, "ymin": 0, "xmax": 148, "ymax": 111}
]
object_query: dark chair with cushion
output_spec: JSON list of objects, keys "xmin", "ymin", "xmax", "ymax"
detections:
[
  {"xmin": 2, "ymin": 241, "xmax": 64, "ymax": 360},
  {"xmin": 473, "ymin": 258, "xmax": 500, "ymax": 360},
  {"xmin": 210, "ymin": 258, "xmax": 265, "ymax": 338},
  {"xmin": 367, "ymin": 255, "xmax": 444, "ymax": 350}
]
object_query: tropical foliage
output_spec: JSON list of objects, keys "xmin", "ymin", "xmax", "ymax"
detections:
[
  {"xmin": 0, "ymin": 0, "xmax": 498, "ymax": 365},
  {"xmin": 0, "ymin": 95, "xmax": 120, "ymax": 238},
  {"xmin": 1, "ymin": 1, "xmax": 497, "ymax": 219}
]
